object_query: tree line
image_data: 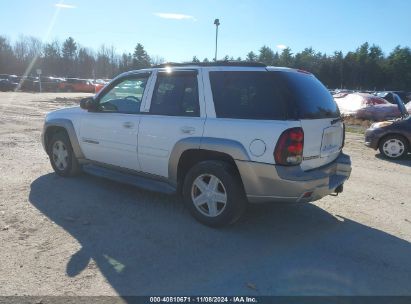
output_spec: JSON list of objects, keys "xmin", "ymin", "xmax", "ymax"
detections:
[
  {"xmin": 243, "ymin": 43, "xmax": 411, "ymax": 91},
  {"xmin": 0, "ymin": 35, "xmax": 156, "ymax": 80},
  {"xmin": 0, "ymin": 35, "xmax": 410, "ymax": 90}
]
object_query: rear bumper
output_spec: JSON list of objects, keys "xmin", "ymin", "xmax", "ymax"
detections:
[{"xmin": 236, "ymin": 153, "xmax": 351, "ymax": 203}]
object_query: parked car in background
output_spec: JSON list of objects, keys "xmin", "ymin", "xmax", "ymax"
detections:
[
  {"xmin": 0, "ymin": 74, "xmax": 19, "ymax": 91},
  {"xmin": 18, "ymin": 76, "xmax": 37, "ymax": 91},
  {"xmin": 92, "ymin": 79, "xmax": 109, "ymax": 93},
  {"xmin": 58, "ymin": 78, "xmax": 96, "ymax": 93},
  {"xmin": 32, "ymin": 76, "xmax": 62, "ymax": 92},
  {"xmin": 8, "ymin": 75, "xmax": 20, "ymax": 83},
  {"xmin": 0, "ymin": 78, "xmax": 18, "ymax": 91},
  {"xmin": 0, "ymin": 74, "xmax": 17, "ymax": 81},
  {"xmin": 365, "ymin": 94, "xmax": 410, "ymax": 159},
  {"xmin": 356, "ymin": 104, "xmax": 402, "ymax": 121},
  {"xmin": 376, "ymin": 91, "xmax": 410, "ymax": 105},
  {"xmin": 335, "ymin": 93, "xmax": 401, "ymax": 120}
]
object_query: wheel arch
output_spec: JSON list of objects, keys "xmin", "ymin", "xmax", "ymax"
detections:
[
  {"xmin": 43, "ymin": 119, "xmax": 84, "ymax": 159},
  {"xmin": 169, "ymin": 137, "xmax": 250, "ymax": 192}
]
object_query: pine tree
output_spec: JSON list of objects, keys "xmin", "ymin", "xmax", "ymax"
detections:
[
  {"xmin": 133, "ymin": 43, "xmax": 151, "ymax": 69},
  {"xmin": 279, "ymin": 47, "xmax": 293, "ymax": 67},
  {"xmin": 62, "ymin": 37, "xmax": 77, "ymax": 76},
  {"xmin": 246, "ymin": 51, "xmax": 257, "ymax": 62},
  {"xmin": 258, "ymin": 46, "xmax": 275, "ymax": 65}
]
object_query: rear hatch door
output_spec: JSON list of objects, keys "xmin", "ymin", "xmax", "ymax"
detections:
[
  {"xmin": 268, "ymin": 69, "xmax": 343, "ymax": 171},
  {"xmin": 300, "ymin": 118, "xmax": 343, "ymax": 170}
]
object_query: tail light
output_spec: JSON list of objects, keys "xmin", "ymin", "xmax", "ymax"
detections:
[{"xmin": 274, "ymin": 127, "xmax": 304, "ymax": 166}]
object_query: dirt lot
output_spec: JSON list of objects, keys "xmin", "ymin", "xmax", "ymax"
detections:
[{"xmin": 1, "ymin": 92, "xmax": 411, "ymax": 296}]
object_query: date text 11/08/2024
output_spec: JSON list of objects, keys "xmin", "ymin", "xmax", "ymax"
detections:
[{"xmin": 149, "ymin": 296, "xmax": 258, "ymax": 303}]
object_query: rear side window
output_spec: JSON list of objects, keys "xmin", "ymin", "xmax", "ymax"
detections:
[
  {"xmin": 209, "ymin": 71, "xmax": 340, "ymax": 120},
  {"xmin": 209, "ymin": 72, "xmax": 288, "ymax": 120},
  {"xmin": 150, "ymin": 72, "xmax": 199, "ymax": 117}
]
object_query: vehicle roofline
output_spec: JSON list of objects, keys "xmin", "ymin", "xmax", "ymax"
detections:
[
  {"xmin": 113, "ymin": 65, "xmax": 307, "ymax": 79},
  {"xmin": 152, "ymin": 61, "xmax": 267, "ymax": 68}
]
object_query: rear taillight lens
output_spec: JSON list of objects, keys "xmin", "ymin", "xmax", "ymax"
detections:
[{"xmin": 274, "ymin": 127, "xmax": 304, "ymax": 166}]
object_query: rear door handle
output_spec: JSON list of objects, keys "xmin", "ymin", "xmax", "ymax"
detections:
[
  {"xmin": 181, "ymin": 126, "xmax": 195, "ymax": 134},
  {"xmin": 123, "ymin": 122, "xmax": 134, "ymax": 129}
]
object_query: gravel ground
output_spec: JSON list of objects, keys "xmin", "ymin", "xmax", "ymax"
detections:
[{"xmin": 0, "ymin": 92, "xmax": 411, "ymax": 297}]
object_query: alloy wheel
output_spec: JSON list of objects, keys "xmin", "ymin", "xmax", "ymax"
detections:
[
  {"xmin": 191, "ymin": 174, "xmax": 228, "ymax": 217},
  {"xmin": 52, "ymin": 140, "xmax": 69, "ymax": 170}
]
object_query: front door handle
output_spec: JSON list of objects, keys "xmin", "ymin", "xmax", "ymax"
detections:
[
  {"xmin": 181, "ymin": 126, "xmax": 195, "ymax": 134},
  {"xmin": 123, "ymin": 122, "xmax": 134, "ymax": 129}
]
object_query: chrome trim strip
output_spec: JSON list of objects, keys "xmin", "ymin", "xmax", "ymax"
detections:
[{"xmin": 82, "ymin": 138, "xmax": 99, "ymax": 145}]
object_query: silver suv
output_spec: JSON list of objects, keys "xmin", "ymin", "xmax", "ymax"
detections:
[{"xmin": 42, "ymin": 62, "xmax": 351, "ymax": 227}]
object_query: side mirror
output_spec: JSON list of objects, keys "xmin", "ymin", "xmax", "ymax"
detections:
[{"xmin": 80, "ymin": 97, "xmax": 98, "ymax": 111}]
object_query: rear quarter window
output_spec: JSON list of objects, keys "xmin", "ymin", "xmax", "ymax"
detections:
[
  {"xmin": 209, "ymin": 71, "xmax": 289, "ymax": 120},
  {"xmin": 209, "ymin": 71, "xmax": 340, "ymax": 120}
]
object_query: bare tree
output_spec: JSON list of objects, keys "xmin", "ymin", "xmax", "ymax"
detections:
[
  {"xmin": 0, "ymin": 36, "xmax": 15, "ymax": 74},
  {"xmin": 150, "ymin": 55, "xmax": 165, "ymax": 66}
]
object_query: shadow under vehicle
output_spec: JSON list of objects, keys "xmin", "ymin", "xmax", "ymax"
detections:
[{"xmin": 29, "ymin": 172, "xmax": 411, "ymax": 298}]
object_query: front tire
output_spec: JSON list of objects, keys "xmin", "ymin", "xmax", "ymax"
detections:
[
  {"xmin": 379, "ymin": 135, "xmax": 408, "ymax": 159},
  {"xmin": 182, "ymin": 161, "xmax": 247, "ymax": 227},
  {"xmin": 48, "ymin": 132, "xmax": 80, "ymax": 176}
]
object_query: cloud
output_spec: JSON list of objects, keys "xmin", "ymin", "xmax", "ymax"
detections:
[
  {"xmin": 276, "ymin": 44, "xmax": 287, "ymax": 50},
  {"xmin": 55, "ymin": 3, "xmax": 76, "ymax": 9},
  {"xmin": 154, "ymin": 13, "xmax": 196, "ymax": 21}
]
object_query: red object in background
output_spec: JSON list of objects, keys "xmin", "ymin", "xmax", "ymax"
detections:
[
  {"xmin": 335, "ymin": 93, "xmax": 402, "ymax": 120},
  {"xmin": 356, "ymin": 104, "xmax": 401, "ymax": 121},
  {"xmin": 364, "ymin": 97, "xmax": 387, "ymax": 106},
  {"xmin": 58, "ymin": 78, "xmax": 96, "ymax": 93},
  {"xmin": 94, "ymin": 83, "xmax": 105, "ymax": 94}
]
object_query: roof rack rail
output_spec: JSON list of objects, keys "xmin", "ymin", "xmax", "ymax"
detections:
[{"xmin": 152, "ymin": 61, "xmax": 267, "ymax": 68}]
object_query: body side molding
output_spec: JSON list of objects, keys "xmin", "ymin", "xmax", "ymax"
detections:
[{"xmin": 168, "ymin": 136, "xmax": 250, "ymax": 186}]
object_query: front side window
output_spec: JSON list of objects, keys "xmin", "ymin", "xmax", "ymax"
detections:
[
  {"xmin": 99, "ymin": 75, "xmax": 149, "ymax": 114},
  {"xmin": 149, "ymin": 72, "xmax": 199, "ymax": 117}
]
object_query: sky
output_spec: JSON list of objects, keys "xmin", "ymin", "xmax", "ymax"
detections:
[{"xmin": 1, "ymin": 0, "xmax": 411, "ymax": 62}]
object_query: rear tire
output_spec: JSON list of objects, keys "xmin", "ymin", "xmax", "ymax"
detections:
[
  {"xmin": 182, "ymin": 160, "xmax": 247, "ymax": 227},
  {"xmin": 48, "ymin": 132, "xmax": 80, "ymax": 177},
  {"xmin": 379, "ymin": 135, "xmax": 408, "ymax": 159}
]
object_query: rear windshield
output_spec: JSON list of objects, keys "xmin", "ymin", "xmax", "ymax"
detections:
[
  {"xmin": 209, "ymin": 71, "xmax": 340, "ymax": 120},
  {"xmin": 280, "ymin": 71, "xmax": 340, "ymax": 119}
]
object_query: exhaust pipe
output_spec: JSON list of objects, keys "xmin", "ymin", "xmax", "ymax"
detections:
[{"xmin": 330, "ymin": 184, "xmax": 344, "ymax": 196}]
